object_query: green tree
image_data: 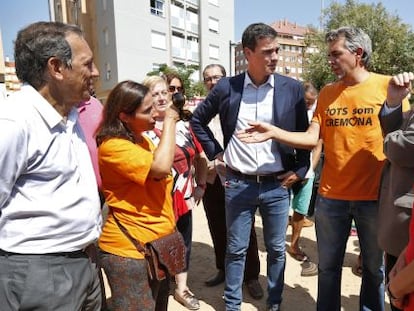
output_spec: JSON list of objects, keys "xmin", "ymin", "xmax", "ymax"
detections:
[
  {"xmin": 303, "ymin": 0, "xmax": 414, "ymax": 91},
  {"xmin": 147, "ymin": 64, "xmax": 207, "ymax": 99}
]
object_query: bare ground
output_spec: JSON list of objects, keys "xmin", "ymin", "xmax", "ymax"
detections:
[{"xmin": 104, "ymin": 203, "xmax": 391, "ymax": 311}]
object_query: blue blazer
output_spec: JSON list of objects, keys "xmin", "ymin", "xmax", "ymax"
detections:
[{"xmin": 190, "ymin": 72, "xmax": 310, "ymax": 179}]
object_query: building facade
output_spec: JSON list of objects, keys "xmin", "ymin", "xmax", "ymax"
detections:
[
  {"xmin": 3, "ymin": 59, "xmax": 21, "ymax": 93},
  {"xmin": 0, "ymin": 29, "xmax": 6, "ymax": 101},
  {"xmin": 0, "ymin": 29, "xmax": 22, "ymax": 99},
  {"xmin": 51, "ymin": 0, "xmax": 234, "ymax": 99},
  {"xmin": 234, "ymin": 19, "xmax": 315, "ymax": 81},
  {"xmin": 0, "ymin": 28, "xmax": 5, "ymax": 86}
]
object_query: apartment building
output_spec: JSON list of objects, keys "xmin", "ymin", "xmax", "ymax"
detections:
[
  {"xmin": 0, "ymin": 28, "xmax": 5, "ymax": 85},
  {"xmin": 51, "ymin": 0, "xmax": 234, "ymax": 99},
  {"xmin": 0, "ymin": 29, "xmax": 21, "ymax": 98},
  {"xmin": 234, "ymin": 19, "xmax": 315, "ymax": 81},
  {"xmin": 0, "ymin": 29, "xmax": 6, "ymax": 100},
  {"xmin": 4, "ymin": 59, "xmax": 21, "ymax": 92}
]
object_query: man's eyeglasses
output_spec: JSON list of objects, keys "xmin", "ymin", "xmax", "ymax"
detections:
[
  {"xmin": 168, "ymin": 85, "xmax": 183, "ymax": 93},
  {"xmin": 204, "ymin": 75, "xmax": 223, "ymax": 83}
]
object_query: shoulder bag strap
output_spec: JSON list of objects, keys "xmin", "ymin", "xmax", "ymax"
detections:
[{"xmin": 111, "ymin": 210, "xmax": 147, "ymax": 255}]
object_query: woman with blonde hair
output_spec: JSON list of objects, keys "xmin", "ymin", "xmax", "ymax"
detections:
[{"xmin": 143, "ymin": 75, "xmax": 208, "ymax": 310}]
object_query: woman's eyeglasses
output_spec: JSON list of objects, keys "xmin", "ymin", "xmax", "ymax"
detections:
[{"xmin": 168, "ymin": 85, "xmax": 183, "ymax": 93}]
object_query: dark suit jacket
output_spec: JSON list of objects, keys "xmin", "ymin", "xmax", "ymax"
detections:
[
  {"xmin": 190, "ymin": 72, "xmax": 310, "ymax": 179},
  {"xmin": 378, "ymin": 105, "xmax": 414, "ymax": 257}
]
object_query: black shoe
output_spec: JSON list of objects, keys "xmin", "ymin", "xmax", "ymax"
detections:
[
  {"xmin": 205, "ymin": 270, "xmax": 225, "ymax": 287},
  {"xmin": 245, "ymin": 279, "xmax": 264, "ymax": 300}
]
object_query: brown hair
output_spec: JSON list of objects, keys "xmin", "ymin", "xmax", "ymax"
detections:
[
  {"xmin": 96, "ymin": 80, "xmax": 149, "ymax": 145},
  {"xmin": 303, "ymin": 82, "xmax": 317, "ymax": 95},
  {"xmin": 163, "ymin": 72, "xmax": 185, "ymax": 95},
  {"xmin": 202, "ymin": 64, "xmax": 226, "ymax": 78}
]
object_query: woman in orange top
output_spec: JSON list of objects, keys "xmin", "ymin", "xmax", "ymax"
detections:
[{"xmin": 96, "ymin": 80, "xmax": 179, "ymax": 311}]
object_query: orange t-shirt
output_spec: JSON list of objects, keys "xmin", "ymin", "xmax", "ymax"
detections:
[
  {"xmin": 312, "ymin": 73, "xmax": 409, "ymax": 201},
  {"xmin": 98, "ymin": 137, "xmax": 175, "ymax": 259}
]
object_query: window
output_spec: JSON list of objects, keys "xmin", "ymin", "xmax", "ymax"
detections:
[
  {"xmin": 208, "ymin": 17, "xmax": 219, "ymax": 33},
  {"xmin": 151, "ymin": 31, "xmax": 166, "ymax": 50},
  {"xmin": 103, "ymin": 28, "xmax": 109, "ymax": 46},
  {"xmin": 209, "ymin": 44, "xmax": 219, "ymax": 59},
  {"xmin": 150, "ymin": 0, "xmax": 164, "ymax": 17},
  {"xmin": 105, "ymin": 63, "xmax": 111, "ymax": 81}
]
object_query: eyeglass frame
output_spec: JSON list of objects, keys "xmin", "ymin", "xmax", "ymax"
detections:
[
  {"xmin": 203, "ymin": 75, "xmax": 223, "ymax": 83},
  {"xmin": 168, "ymin": 85, "xmax": 183, "ymax": 93}
]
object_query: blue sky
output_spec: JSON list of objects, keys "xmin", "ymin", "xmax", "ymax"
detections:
[
  {"xmin": 234, "ymin": 0, "xmax": 413, "ymax": 40},
  {"xmin": 0, "ymin": 0, "xmax": 49, "ymax": 59},
  {"xmin": 0, "ymin": 0, "xmax": 413, "ymax": 59}
]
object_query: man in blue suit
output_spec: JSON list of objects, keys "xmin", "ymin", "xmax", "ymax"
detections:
[{"xmin": 190, "ymin": 23, "xmax": 310, "ymax": 311}]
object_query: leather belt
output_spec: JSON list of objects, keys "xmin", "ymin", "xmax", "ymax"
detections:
[
  {"xmin": 0, "ymin": 246, "xmax": 92, "ymax": 258},
  {"xmin": 227, "ymin": 167, "xmax": 285, "ymax": 183}
]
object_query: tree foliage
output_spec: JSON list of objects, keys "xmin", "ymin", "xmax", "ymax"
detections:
[
  {"xmin": 147, "ymin": 64, "xmax": 207, "ymax": 99},
  {"xmin": 302, "ymin": 0, "xmax": 414, "ymax": 91}
]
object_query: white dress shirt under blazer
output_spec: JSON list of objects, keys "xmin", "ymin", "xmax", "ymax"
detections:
[{"xmin": 224, "ymin": 73, "xmax": 284, "ymax": 175}]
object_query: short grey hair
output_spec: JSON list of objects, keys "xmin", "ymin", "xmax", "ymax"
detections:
[
  {"xmin": 325, "ymin": 26, "xmax": 372, "ymax": 67},
  {"xmin": 14, "ymin": 21, "xmax": 83, "ymax": 89}
]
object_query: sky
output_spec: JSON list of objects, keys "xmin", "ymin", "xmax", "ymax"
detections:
[
  {"xmin": 0, "ymin": 0, "xmax": 413, "ymax": 59},
  {"xmin": 234, "ymin": 0, "xmax": 414, "ymax": 41},
  {"xmin": 0, "ymin": 0, "xmax": 50, "ymax": 59}
]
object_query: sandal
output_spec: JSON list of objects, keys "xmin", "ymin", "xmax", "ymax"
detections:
[
  {"xmin": 174, "ymin": 289, "xmax": 200, "ymax": 310},
  {"xmin": 303, "ymin": 217, "xmax": 314, "ymax": 227},
  {"xmin": 287, "ymin": 246, "xmax": 309, "ymax": 262}
]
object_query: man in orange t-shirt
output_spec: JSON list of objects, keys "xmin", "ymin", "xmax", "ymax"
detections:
[{"xmin": 236, "ymin": 27, "xmax": 410, "ymax": 311}]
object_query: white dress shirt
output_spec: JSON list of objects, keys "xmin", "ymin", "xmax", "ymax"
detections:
[
  {"xmin": 0, "ymin": 85, "xmax": 102, "ymax": 253},
  {"xmin": 304, "ymin": 102, "xmax": 317, "ymax": 179},
  {"xmin": 206, "ymin": 116, "xmax": 226, "ymax": 184},
  {"xmin": 224, "ymin": 73, "xmax": 284, "ymax": 174}
]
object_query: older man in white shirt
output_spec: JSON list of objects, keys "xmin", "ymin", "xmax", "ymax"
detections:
[{"xmin": 0, "ymin": 21, "xmax": 102, "ymax": 310}]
